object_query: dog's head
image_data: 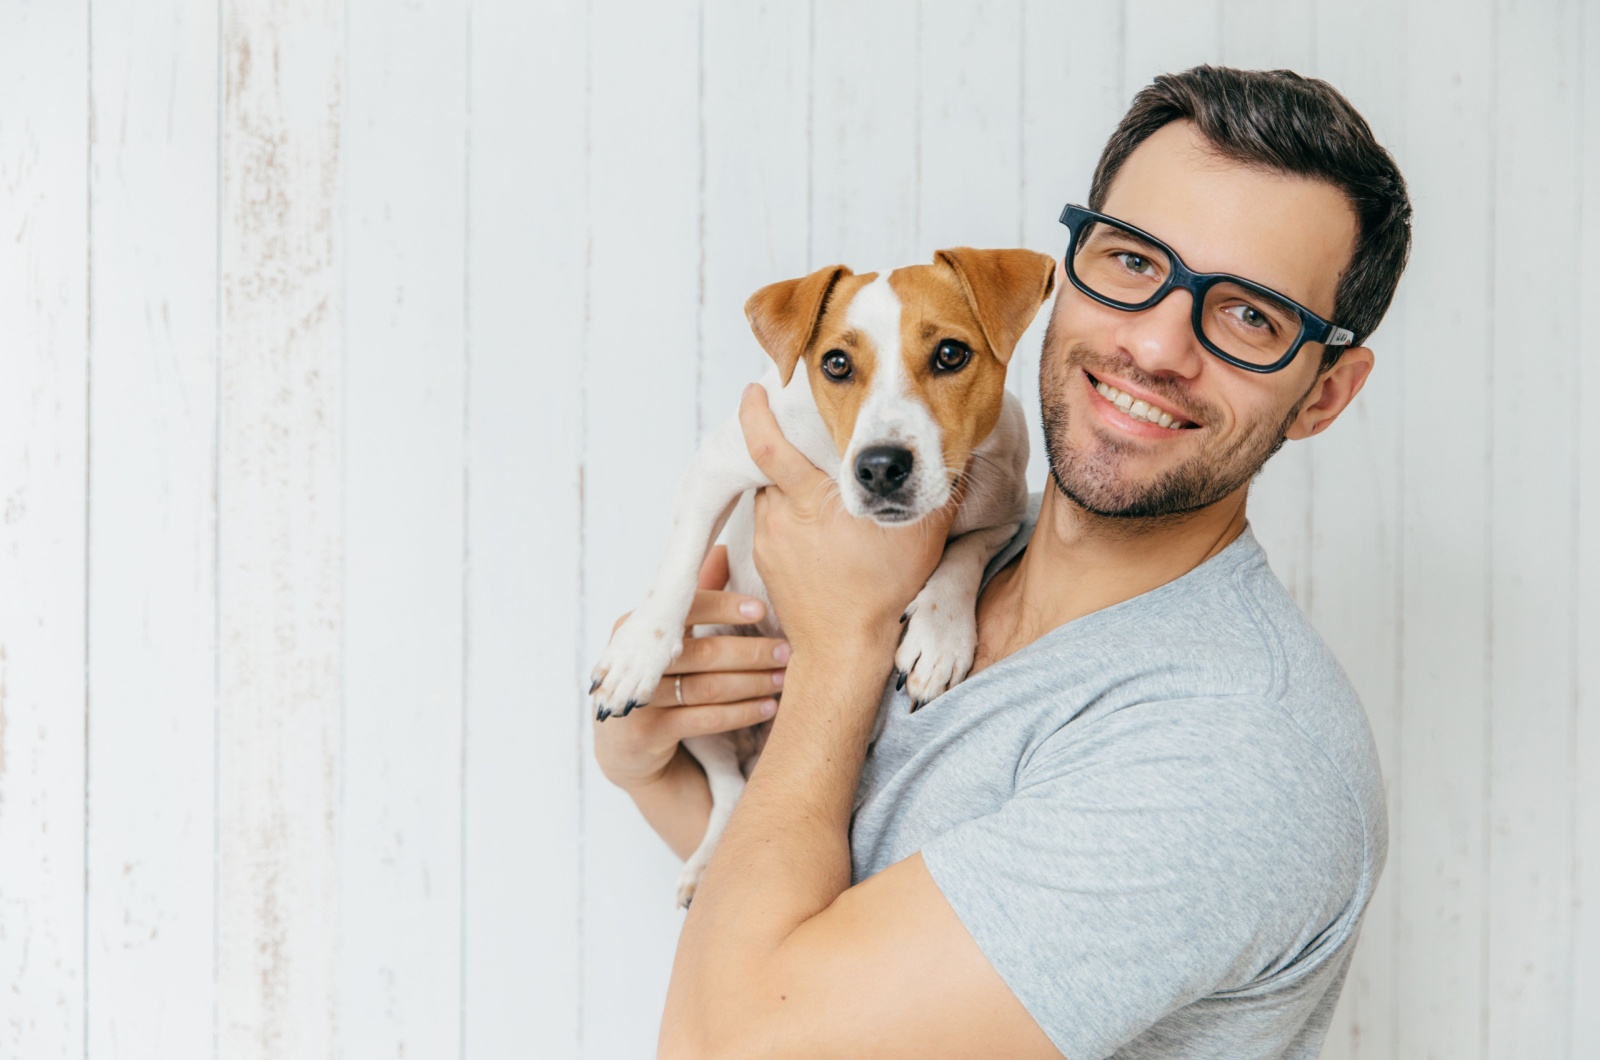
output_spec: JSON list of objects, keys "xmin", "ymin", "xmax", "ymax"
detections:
[{"xmin": 745, "ymin": 248, "xmax": 1056, "ymax": 523}]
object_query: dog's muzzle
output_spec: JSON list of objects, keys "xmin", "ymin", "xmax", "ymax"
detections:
[{"xmin": 854, "ymin": 445, "xmax": 914, "ymax": 498}]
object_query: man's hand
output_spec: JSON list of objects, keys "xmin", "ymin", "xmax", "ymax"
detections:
[
  {"xmin": 738, "ymin": 384, "xmax": 957, "ymax": 657},
  {"xmin": 592, "ymin": 545, "xmax": 788, "ymax": 793}
]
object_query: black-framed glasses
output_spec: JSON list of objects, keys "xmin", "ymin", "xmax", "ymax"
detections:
[{"xmin": 1059, "ymin": 204, "xmax": 1355, "ymax": 373}]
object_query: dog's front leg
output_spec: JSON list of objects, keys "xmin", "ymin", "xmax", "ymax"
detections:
[
  {"xmin": 590, "ymin": 415, "xmax": 768, "ymax": 717},
  {"xmin": 895, "ymin": 521, "xmax": 1021, "ymax": 708}
]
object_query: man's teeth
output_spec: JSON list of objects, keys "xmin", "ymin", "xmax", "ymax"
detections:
[{"xmin": 1095, "ymin": 380, "xmax": 1186, "ymax": 429}]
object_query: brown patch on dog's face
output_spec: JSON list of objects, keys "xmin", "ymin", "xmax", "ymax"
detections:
[
  {"xmin": 799, "ymin": 271, "xmax": 879, "ymax": 456},
  {"xmin": 884, "ymin": 263, "xmax": 1009, "ymax": 477}
]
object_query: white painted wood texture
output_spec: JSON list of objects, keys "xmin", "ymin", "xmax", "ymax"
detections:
[
  {"xmin": 216, "ymin": 3, "xmax": 344, "ymax": 1056},
  {"xmin": 1, "ymin": 2, "xmax": 1595, "ymax": 1057},
  {"xmin": 86, "ymin": 3, "xmax": 217, "ymax": 1059},
  {"xmin": 0, "ymin": 4, "xmax": 87, "ymax": 1057}
]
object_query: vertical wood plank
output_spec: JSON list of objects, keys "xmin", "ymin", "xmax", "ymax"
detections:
[
  {"xmin": 1218, "ymin": 0, "xmax": 1314, "ymax": 67},
  {"xmin": 462, "ymin": 1, "xmax": 585, "ymax": 1056},
  {"xmin": 1121, "ymin": 0, "xmax": 1220, "ymax": 103},
  {"xmin": 85, "ymin": 3, "xmax": 219, "ymax": 1057},
  {"xmin": 0, "ymin": 4, "xmax": 88, "ymax": 1057},
  {"xmin": 1017, "ymin": 0, "xmax": 1126, "ymax": 488},
  {"xmin": 811, "ymin": 0, "xmax": 920, "ymax": 267},
  {"xmin": 216, "ymin": 4, "xmax": 344, "ymax": 1056},
  {"xmin": 917, "ymin": 0, "xmax": 1022, "ymax": 252},
  {"xmin": 699, "ymin": 0, "xmax": 811, "ymax": 432},
  {"xmin": 1389, "ymin": 3, "xmax": 1495, "ymax": 1056},
  {"xmin": 1488, "ymin": 0, "xmax": 1582, "ymax": 1055},
  {"xmin": 580, "ymin": 1, "xmax": 703, "ymax": 1054},
  {"xmin": 340, "ymin": 2, "xmax": 467, "ymax": 1056},
  {"xmin": 1575, "ymin": 7, "xmax": 1600, "ymax": 1054}
]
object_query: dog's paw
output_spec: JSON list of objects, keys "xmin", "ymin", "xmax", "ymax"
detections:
[
  {"xmin": 675, "ymin": 865, "xmax": 702, "ymax": 910},
  {"xmin": 590, "ymin": 611, "xmax": 683, "ymax": 718},
  {"xmin": 895, "ymin": 596, "xmax": 977, "ymax": 709}
]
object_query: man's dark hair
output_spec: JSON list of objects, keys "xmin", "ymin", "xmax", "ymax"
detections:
[{"xmin": 1089, "ymin": 65, "xmax": 1412, "ymax": 371}]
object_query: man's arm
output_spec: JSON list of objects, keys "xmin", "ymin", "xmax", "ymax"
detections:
[{"xmin": 658, "ymin": 386, "xmax": 1059, "ymax": 1059}]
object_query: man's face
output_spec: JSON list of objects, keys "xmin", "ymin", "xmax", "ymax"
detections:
[{"xmin": 1039, "ymin": 121, "xmax": 1361, "ymax": 519}]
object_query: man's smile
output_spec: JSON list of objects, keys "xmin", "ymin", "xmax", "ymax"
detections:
[{"xmin": 1082, "ymin": 369, "xmax": 1203, "ymax": 437}]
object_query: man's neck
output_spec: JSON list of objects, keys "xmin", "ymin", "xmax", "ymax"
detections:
[{"xmin": 972, "ymin": 482, "xmax": 1249, "ymax": 675}]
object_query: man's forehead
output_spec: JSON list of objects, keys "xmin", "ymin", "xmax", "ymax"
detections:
[{"xmin": 1099, "ymin": 121, "xmax": 1357, "ymax": 317}]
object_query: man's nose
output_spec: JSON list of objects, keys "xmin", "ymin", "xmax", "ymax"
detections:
[{"xmin": 1112, "ymin": 289, "xmax": 1205, "ymax": 378}]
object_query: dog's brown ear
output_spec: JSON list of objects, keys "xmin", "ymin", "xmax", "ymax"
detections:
[
  {"xmin": 745, "ymin": 264, "xmax": 853, "ymax": 385},
  {"xmin": 934, "ymin": 248, "xmax": 1057, "ymax": 365}
]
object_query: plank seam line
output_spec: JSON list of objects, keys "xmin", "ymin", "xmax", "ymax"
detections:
[
  {"xmin": 1481, "ymin": 3, "xmax": 1498, "ymax": 1052},
  {"xmin": 211, "ymin": 0, "xmax": 224, "ymax": 1056},
  {"xmin": 83, "ymin": 5, "xmax": 95, "ymax": 1058},
  {"xmin": 461, "ymin": 2, "xmax": 474, "ymax": 1057},
  {"xmin": 576, "ymin": 0, "xmax": 595, "ymax": 1047},
  {"xmin": 695, "ymin": 0, "xmax": 707, "ymax": 444}
]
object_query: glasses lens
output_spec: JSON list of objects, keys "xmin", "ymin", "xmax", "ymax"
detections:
[
  {"xmin": 1070, "ymin": 219, "xmax": 1172, "ymax": 307},
  {"xmin": 1200, "ymin": 281, "xmax": 1302, "ymax": 366}
]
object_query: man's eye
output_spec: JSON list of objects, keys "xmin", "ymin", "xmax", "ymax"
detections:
[
  {"xmin": 1114, "ymin": 252, "xmax": 1152, "ymax": 274},
  {"xmin": 932, "ymin": 340, "xmax": 971, "ymax": 373},
  {"xmin": 821, "ymin": 350, "xmax": 853, "ymax": 380},
  {"xmin": 1225, "ymin": 304, "xmax": 1275, "ymax": 332}
]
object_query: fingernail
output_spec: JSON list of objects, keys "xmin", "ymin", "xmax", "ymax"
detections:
[
  {"xmin": 773, "ymin": 642, "xmax": 791, "ymax": 663},
  {"xmin": 759, "ymin": 699, "xmax": 778, "ymax": 717},
  {"xmin": 771, "ymin": 669, "xmax": 785, "ymax": 688},
  {"xmin": 739, "ymin": 599, "xmax": 763, "ymax": 620}
]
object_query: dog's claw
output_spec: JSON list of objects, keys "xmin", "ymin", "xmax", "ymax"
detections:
[
  {"xmin": 621, "ymin": 699, "xmax": 643, "ymax": 717},
  {"xmin": 596, "ymin": 707, "xmax": 611, "ymax": 722},
  {"xmin": 588, "ymin": 677, "xmax": 601, "ymax": 694},
  {"xmin": 894, "ymin": 670, "xmax": 906, "ymax": 692},
  {"xmin": 909, "ymin": 699, "xmax": 924, "ymax": 714},
  {"xmin": 899, "ymin": 611, "xmax": 909, "ymax": 624}
]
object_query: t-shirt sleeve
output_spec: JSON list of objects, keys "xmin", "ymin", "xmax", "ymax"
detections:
[{"xmin": 919, "ymin": 697, "xmax": 1368, "ymax": 1060}]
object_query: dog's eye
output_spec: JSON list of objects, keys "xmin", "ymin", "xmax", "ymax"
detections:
[
  {"xmin": 821, "ymin": 350, "xmax": 853, "ymax": 380},
  {"xmin": 932, "ymin": 340, "xmax": 971, "ymax": 373}
]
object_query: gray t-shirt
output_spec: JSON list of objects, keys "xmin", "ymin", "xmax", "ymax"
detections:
[{"xmin": 850, "ymin": 495, "xmax": 1387, "ymax": 1059}]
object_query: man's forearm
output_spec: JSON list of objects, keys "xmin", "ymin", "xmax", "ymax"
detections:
[
  {"xmin": 660, "ymin": 635, "xmax": 897, "ymax": 1053},
  {"xmin": 627, "ymin": 744, "xmax": 714, "ymax": 861}
]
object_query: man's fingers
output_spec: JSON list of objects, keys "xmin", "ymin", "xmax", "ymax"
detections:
[
  {"xmin": 738, "ymin": 384, "xmax": 828, "ymax": 497},
  {"xmin": 645, "ymin": 667, "xmax": 785, "ymax": 708},
  {"xmin": 696, "ymin": 544, "xmax": 731, "ymax": 592},
  {"xmin": 664, "ymin": 634, "xmax": 790, "ymax": 674},
  {"xmin": 667, "ymin": 698, "xmax": 779, "ymax": 738},
  {"xmin": 684, "ymin": 588, "xmax": 766, "ymax": 628}
]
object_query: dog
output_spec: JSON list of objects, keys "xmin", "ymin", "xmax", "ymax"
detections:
[{"xmin": 591, "ymin": 247, "xmax": 1056, "ymax": 907}]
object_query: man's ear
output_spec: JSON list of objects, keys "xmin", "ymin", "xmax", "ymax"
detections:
[
  {"xmin": 1285, "ymin": 346, "xmax": 1375, "ymax": 439},
  {"xmin": 744, "ymin": 264, "xmax": 853, "ymax": 385},
  {"xmin": 934, "ymin": 248, "xmax": 1057, "ymax": 365}
]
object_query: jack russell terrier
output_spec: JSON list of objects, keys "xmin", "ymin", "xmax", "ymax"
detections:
[{"xmin": 591, "ymin": 247, "xmax": 1056, "ymax": 907}]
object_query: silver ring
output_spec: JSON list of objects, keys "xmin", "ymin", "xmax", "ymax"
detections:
[{"xmin": 674, "ymin": 675, "xmax": 685, "ymax": 707}]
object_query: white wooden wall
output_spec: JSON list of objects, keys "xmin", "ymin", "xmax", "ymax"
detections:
[{"xmin": 0, "ymin": 1, "xmax": 1594, "ymax": 1057}]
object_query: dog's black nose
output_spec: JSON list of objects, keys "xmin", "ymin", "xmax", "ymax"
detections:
[{"xmin": 854, "ymin": 446, "xmax": 914, "ymax": 497}]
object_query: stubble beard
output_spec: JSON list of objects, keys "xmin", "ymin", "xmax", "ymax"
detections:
[{"xmin": 1038, "ymin": 316, "xmax": 1312, "ymax": 521}]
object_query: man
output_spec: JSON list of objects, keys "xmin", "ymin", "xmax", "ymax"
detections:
[{"xmin": 594, "ymin": 65, "xmax": 1411, "ymax": 1058}]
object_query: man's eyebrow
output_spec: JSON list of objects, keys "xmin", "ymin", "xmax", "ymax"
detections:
[{"xmin": 1086, "ymin": 223, "xmax": 1168, "ymax": 255}]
